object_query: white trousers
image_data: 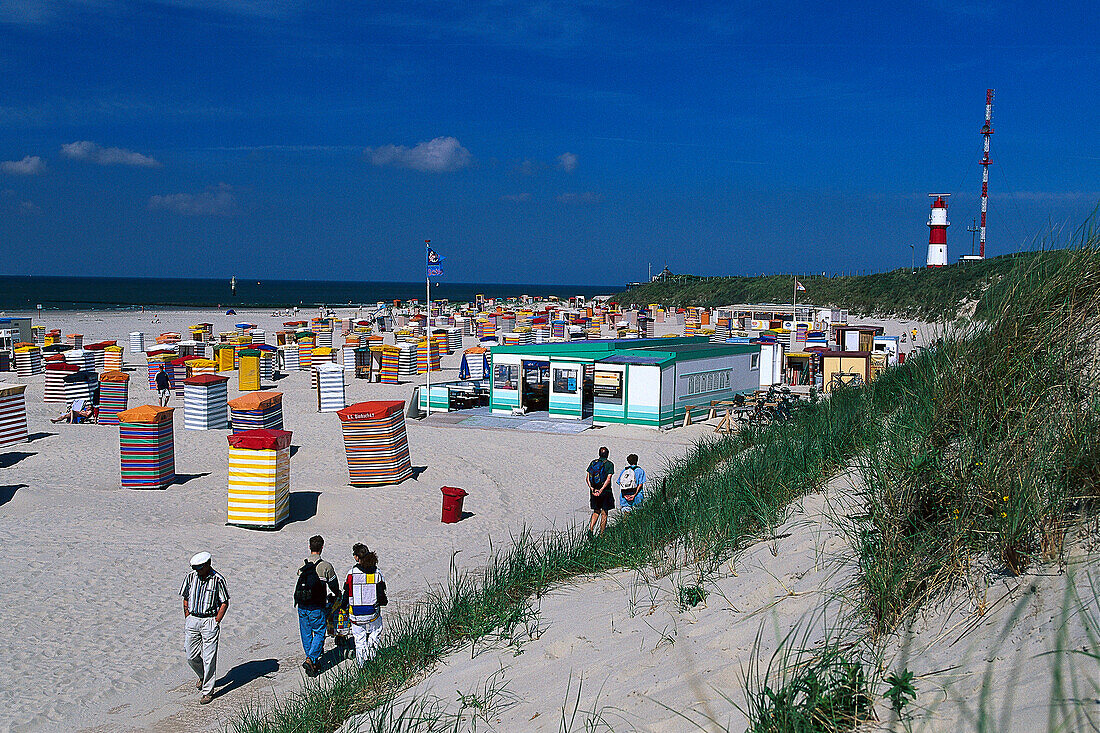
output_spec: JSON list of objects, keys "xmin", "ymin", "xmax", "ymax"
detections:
[
  {"xmin": 184, "ymin": 615, "xmax": 220, "ymax": 695},
  {"xmin": 350, "ymin": 617, "xmax": 382, "ymax": 666}
]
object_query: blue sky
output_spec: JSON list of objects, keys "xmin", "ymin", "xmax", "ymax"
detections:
[{"xmin": 0, "ymin": 1, "xmax": 1097, "ymax": 285}]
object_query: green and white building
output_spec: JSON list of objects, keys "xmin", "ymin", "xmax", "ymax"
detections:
[{"xmin": 488, "ymin": 337, "xmax": 761, "ymax": 429}]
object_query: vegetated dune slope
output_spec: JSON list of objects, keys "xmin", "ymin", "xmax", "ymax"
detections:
[{"xmin": 352, "ymin": 468, "xmax": 1099, "ymax": 732}]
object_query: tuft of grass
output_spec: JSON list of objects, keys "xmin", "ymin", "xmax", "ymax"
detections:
[{"xmin": 741, "ymin": 615, "xmax": 874, "ymax": 733}]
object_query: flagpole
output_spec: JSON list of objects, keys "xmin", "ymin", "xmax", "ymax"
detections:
[
  {"xmin": 791, "ymin": 275, "xmax": 797, "ymax": 353},
  {"xmin": 425, "ymin": 239, "xmax": 431, "ymax": 417}
]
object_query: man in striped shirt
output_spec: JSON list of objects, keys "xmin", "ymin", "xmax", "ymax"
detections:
[{"xmin": 179, "ymin": 552, "xmax": 229, "ymax": 704}]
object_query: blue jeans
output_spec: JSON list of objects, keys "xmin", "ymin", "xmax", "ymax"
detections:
[
  {"xmin": 620, "ymin": 489, "xmax": 644, "ymax": 512},
  {"xmin": 298, "ymin": 607, "xmax": 326, "ymax": 663}
]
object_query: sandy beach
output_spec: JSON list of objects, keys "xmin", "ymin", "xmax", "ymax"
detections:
[{"xmin": 0, "ymin": 307, "xmax": 938, "ymax": 732}]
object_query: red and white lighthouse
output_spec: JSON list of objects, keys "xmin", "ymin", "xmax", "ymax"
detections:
[{"xmin": 926, "ymin": 194, "xmax": 950, "ymax": 267}]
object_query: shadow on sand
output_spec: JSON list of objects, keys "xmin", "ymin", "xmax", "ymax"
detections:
[
  {"xmin": 214, "ymin": 658, "xmax": 279, "ymax": 698},
  {"xmin": 0, "ymin": 484, "xmax": 27, "ymax": 507},
  {"xmin": 286, "ymin": 491, "xmax": 320, "ymax": 524}
]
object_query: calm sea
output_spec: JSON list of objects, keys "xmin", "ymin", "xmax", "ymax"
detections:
[{"xmin": 0, "ymin": 276, "xmax": 617, "ymax": 311}]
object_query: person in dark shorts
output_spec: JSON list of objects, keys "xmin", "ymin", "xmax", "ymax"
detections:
[
  {"xmin": 587, "ymin": 447, "xmax": 614, "ymax": 535},
  {"xmin": 156, "ymin": 364, "xmax": 171, "ymax": 406}
]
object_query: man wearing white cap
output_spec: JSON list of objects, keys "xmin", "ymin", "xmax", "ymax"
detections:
[{"xmin": 179, "ymin": 552, "xmax": 230, "ymax": 704}]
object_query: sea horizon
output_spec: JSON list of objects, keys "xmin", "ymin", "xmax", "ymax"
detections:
[{"xmin": 0, "ymin": 274, "xmax": 620, "ymax": 311}]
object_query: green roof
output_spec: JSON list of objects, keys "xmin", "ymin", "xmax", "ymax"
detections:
[{"xmin": 491, "ymin": 337, "xmax": 759, "ymax": 367}]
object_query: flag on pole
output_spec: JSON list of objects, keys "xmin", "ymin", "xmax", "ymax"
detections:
[
  {"xmin": 795, "ymin": 280, "xmax": 806, "ymax": 292},
  {"xmin": 426, "ymin": 244, "xmax": 444, "ymax": 278}
]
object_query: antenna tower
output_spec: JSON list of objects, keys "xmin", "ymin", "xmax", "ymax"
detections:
[{"xmin": 979, "ymin": 89, "xmax": 994, "ymax": 259}]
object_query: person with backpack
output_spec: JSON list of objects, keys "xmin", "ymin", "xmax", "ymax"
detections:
[
  {"xmin": 618, "ymin": 453, "xmax": 646, "ymax": 513},
  {"xmin": 294, "ymin": 535, "xmax": 340, "ymax": 677},
  {"xmin": 341, "ymin": 543, "xmax": 388, "ymax": 666},
  {"xmin": 587, "ymin": 447, "xmax": 614, "ymax": 536}
]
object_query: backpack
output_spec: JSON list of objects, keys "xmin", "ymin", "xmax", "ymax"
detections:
[
  {"xmin": 294, "ymin": 561, "xmax": 325, "ymax": 606},
  {"xmin": 619, "ymin": 467, "xmax": 637, "ymax": 493},
  {"xmin": 587, "ymin": 459, "xmax": 608, "ymax": 492}
]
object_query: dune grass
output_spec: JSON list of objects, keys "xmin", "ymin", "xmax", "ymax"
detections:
[
  {"xmin": 232, "ymin": 382, "xmax": 878, "ymax": 732},
  {"xmin": 611, "ymin": 250, "xmax": 1054, "ymax": 320},
  {"xmin": 852, "ymin": 223, "xmax": 1100, "ymax": 631}
]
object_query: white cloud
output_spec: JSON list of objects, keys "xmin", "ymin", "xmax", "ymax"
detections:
[
  {"xmin": 556, "ymin": 152, "xmax": 578, "ymax": 172},
  {"xmin": 61, "ymin": 140, "xmax": 160, "ymax": 167},
  {"xmin": 149, "ymin": 183, "xmax": 237, "ymax": 216},
  {"xmin": 515, "ymin": 159, "xmax": 540, "ymax": 176},
  {"xmin": 557, "ymin": 191, "xmax": 602, "ymax": 204},
  {"xmin": 501, "ymin": 193, "xmax": 532, "ymax": 202},
  {"xmin": 366, "ymin": 136, "xmax": 472, "ymax": 173},
  {"xmin": 1, "ymin": 155, "xmax": 45, "ymax": 175}
]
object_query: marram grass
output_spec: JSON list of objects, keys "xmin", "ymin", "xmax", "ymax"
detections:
[{"xmin": 231, "ymin": 382, "xmax": 876, "ymax": 732}]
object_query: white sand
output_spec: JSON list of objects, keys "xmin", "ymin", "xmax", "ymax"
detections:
[
  {"xmin": 0, "ymin": 308, "xmax": 722, "ymax": 733},
  {"xmin": 0, "ymin": 308, "xmax": 946, "ymax": 732}
]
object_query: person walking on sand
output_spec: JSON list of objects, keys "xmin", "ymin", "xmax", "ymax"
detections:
[
  {"xmin": 295, "ymin": 535, "xmax": 340, "ymax": 677},
  {"xmin": 179, "ymin": 552, "xmax": 229, "ymax": 704},
  {"xmin": 618, "ymin": 453, "xmax": 647, "ymax": 513},
  {"xmin": 156, "ymin": 365, "xmax": 171, "ymax": 406},
  {"xmin": 341, "ymin": 543, "xmax": 387, "ymax": 666},
  {"xmin": 587, "ymin": 447, "xmax": 614, "ymax": 535}
]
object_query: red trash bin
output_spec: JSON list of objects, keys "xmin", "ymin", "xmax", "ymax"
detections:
[{"xmin": 440, "ymin": 486, "xmax": 468, "ymax": 523}]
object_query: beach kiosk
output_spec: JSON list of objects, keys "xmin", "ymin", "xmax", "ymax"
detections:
[
  {"xmin": 229, "ymin": 391, "xmax": 284, "ymax": 433},
  {"xmin": 146, "ymin": 353, "xmax": 174, "ymax": 389},
  {"xmin": 416, "ymin": 338, "xmax": 441, "ymax": 373},
  {"xmin": 43, "ymin": 362, "xmax": 79, "ymax": 403},
  {"xmin": 118, "ymin": 405, "xmax": 175, "ymax": 489},
  {"xmin": 188, "ymin": 358, "xmax": 217, "ymax": 376},
  {"xmin": 297, "ymin": 335, "xmax": 315, "ymax": 370},
  {"xmin": 397, "ymin": 342, "xmax": 417, "ymax": 376},
  {"xmin": 103, "ymin": 345, "xmax": 123, "ymax": 372},
  {"xmin": 128, "ymin": 332, "xmax": 145, "ymax": 359},
  {"xmin": 337, "ymin": 401, "xmax": 414, "ymax": 487},
  {"xmin": 97, "ymin": 371, "xmax": 130, "ymax": 425},
  {"xmin": 489, "ymin": 337, "xmax": 761, "ymax": 429},
  {"xmin": 821, "ymin": 351, "xmax": 872, "ymax": 392},
  {"xmin": 254, "ymin": 345, "xmax": 276, "ymax": 381},
  {"xmin": 376, "ymin": 345, "xmax": 400, "ymax": 383},
  {"xmin": 63, "ymin": 370, "xmax": 98, "ymax": 410},
  {"xmin": 64, "ymin": 349, "xmax": 96, "ymax": 372},
  {"xmin": 278, "ymin": 343, "xmax": 297, "ymax": 372},
  {"xmin": 315, "ymin": 363, "xmax": 346, "ymax": 413},
  {"xmin": 170, "ymin": 356, "xmax": 199, "ymax": 397},
  {"xmin": 214, "ymin": 343, "xmax": 235, "ymax": 372},
  {"xmin": 226, "ymin": 429, "xmax": 291, "ymax": 529},
  {"xmin": 231, "ymin": 336, "xmax": 251, "ymax": 368},
  {"xmin": 458, "ymin": 346, "xmax": 490, "ymax": 380},
  {"xmin": 0, "ymin": 383, "xmax": 29, "ymax": 447},
  {"xmin": 85, "ymin": 342, "xmax": 108, "ymax": 370},
  {"xmin": 14, "ymin": 346, "xmax": 42, "ymax": 377},
  {"xmin": 239, "ymin": 349, "xmax": 261, "ymax": 391},
  {"xmin": 184, "ymin": 373, "xmax": 230, "ymax": 430}
]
